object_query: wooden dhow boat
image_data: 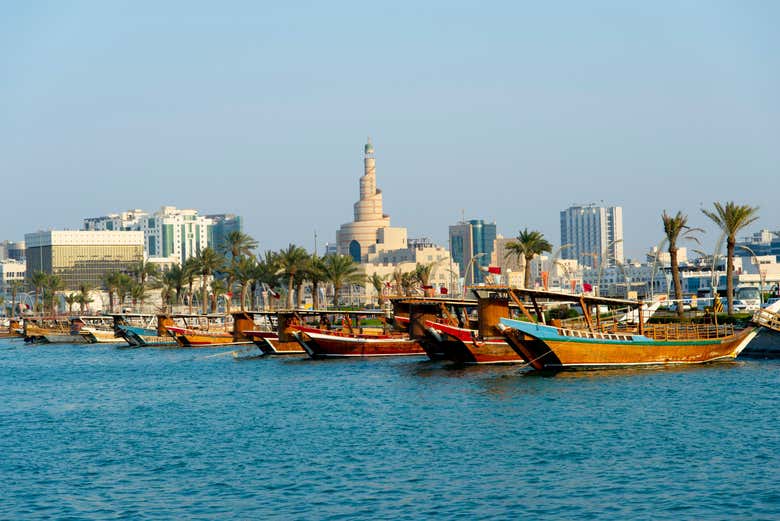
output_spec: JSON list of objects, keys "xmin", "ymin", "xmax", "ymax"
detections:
[
  {"xmin": 114, "ymin": 314, "xmax": 178, "ymax": 347},
  {"xmin": 0, "ymin": 319, "xmax": 23, "ymax": 339},
  {"xmin": 240, "ymin": 310, "xmax": 306, "ymax": 356},
  {"xmin": 292, "ymin": 312, "xmax": 424, "ymax": 358},
  {"xmin": 493, "ymin": 287, "xmax": 757, "ymax": 371},
  {"xmin": 165, "ymin": 313, "xmax": 251, "ymax": 348},
  {"xmin": 24, "ymin": 317, "xmax": 89, "ymax": 344},
  {"xmin": 423, "ymin": 293, "xmax": 524, "ymax": 364},
  {"xmin": 391, "ymin": 297, "xmax": 481, "ymax": 361}
]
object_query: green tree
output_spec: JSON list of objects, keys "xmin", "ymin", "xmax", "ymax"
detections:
[
  {"xmin": 322, "ymin": 254, "xmax": 360, "ymax": 307},
  {"xmin": 43, "ymin": 274, "xmax": 64, "ymax": 315},
  {"xmin": 9, "ymin": 279, "xmax": 24, "ymax": 317},
  {"xmin": 367, "ymin": 272, "xmax": 389, "ymax": 305},
  {"xmin": 232, "ymin": 256, "xmax": 258, "ymax": 311},
  {"xmin": 505, "ymin": 229, "xmax": 553, "ymax": 289},
  {"xmin": 662, "ymin": 211, "xmax": 703, "ymax": 318},
  {"xmin": 220, "ymin": 231, "xmax": 258, "ymax": 260},
  {"xmin": 163, "ymin": 264, "xmax": 186, "ymax": 307},
  {"xmin": 209, "ymin": 278, "xmax": 227, "ymax": 314},
  {"xmin": 182, "ymin": 257, "xmax": 200, "ymax": 314},
  {"xmin": 64, "ymin": 293, "xmax": 78, "ymax": 314},
  {"xmin": 306, "ymin": 254, "xmax": 326, "ymax": 310},
  {"xmin": 252, "ymin": 251, "xmax": 280, "ymax": 310},
  {"xmin": 701, "ymin": 202, "xmax": 760, "ymax": 315},
  {"xmin": 276, "ymin": 244, "xmax": 309, "ymax": 308},
  {"xmin": 194, "ymin": 248, "xmax": 226, "ymax": 314},
  {"xmin": 77, "ymin": 284, "xmax": 94, "ymax": 314},
  {"xmin": 30, "ymin": 271, "xmax": 48, "ymax": 314}
]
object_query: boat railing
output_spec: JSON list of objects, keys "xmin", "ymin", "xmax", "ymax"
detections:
[
  {"xmin": 642, "ymin": 323, "xmax": 734, "ymax": 340},
  {"xmin": 753, "ymin": 308, "xmax": 780, "ymax": 333}
]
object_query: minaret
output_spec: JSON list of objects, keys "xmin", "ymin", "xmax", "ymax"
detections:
[{"xmin": 354, "ymin": 137, "xmax": 384, "ymax": 222}]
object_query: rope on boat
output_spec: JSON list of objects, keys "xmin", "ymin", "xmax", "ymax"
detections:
[{"xmin": 517, "ymin": 348, "xmax": 554, "ymax": 370}]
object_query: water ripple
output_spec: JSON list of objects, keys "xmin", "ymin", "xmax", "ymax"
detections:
[{"xmin": 0, "ymin": 340, "xmax": 778, "ymax": 519}]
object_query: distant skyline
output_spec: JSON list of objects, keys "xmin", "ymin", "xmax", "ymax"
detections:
[{"xmin": 2, "ymin": 2, "xmax": 778, "ymax": 259}]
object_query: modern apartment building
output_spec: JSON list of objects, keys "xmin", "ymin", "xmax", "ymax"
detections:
[
  {"xmin": 449, "ymin": 219, "xmax": 497, "ymax": 284},
  {"xmin": 560, "ymin": 204, "xmax": 624, "ymax": 268},
  {"xmin": 24, "ymin": 230, "xmax": 144, "ymax": 290},
  {"xmin": 84, "ymin": 207, "xmax": 242, "ymax": 265}
]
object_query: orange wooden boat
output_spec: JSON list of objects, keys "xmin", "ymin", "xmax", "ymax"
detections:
[
  {"xmin": 166, "ymin": 325, "xmax": 236, "ymax": 347},
  {"xmin": 498, "ymin": 318, "xmax": 756, "ymax": 370}
]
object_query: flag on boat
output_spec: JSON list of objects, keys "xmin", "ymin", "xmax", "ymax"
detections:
[
  {"xmin": 440, "ymin": 287, "xmax": 449, "ymax": 295},
  {"xmin": 488, "ymin": 266, "xmax": 501, "ymax": 274},
  {"xmin": 583, "ymin": 282, "xmax": 593, "ymax": 292}
]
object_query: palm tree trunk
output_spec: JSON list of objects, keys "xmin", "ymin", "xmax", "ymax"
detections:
[
  {"xmin": 726, "ymin": 238, "xmax": 735, "ymax": 315},
  {"xmin": 333, "ymin": 283, "xmax": 340, "ymax": 308},
  {"xmin": 287, "ymin": 275, "xmax": 295, "ymax": 309},
  {"xmin": 296, "ymin": 281, "xmax": 304, "ymax": 308},
  {"xmin": 524, "ymin": 255, "xmax": 532, "ymax": 289},
  {"xmin": 226, "ymin": 276, "xmax": 234, "ymax": 314},
  {"xmin": 670, "ymin": 246, "xmax": 684, "ymax": 319},
  {"xmin": 313, "ymin": 281, "xmax": 320, "ymax": 310},
  {"xmin": 241, "ymin": 284, "xmax": 249, "ymax": 311},
  {"xmin": 201, "ymin": 279, "xmax": 209, "ymax": 315}
]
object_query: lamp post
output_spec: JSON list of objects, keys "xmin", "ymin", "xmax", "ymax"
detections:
[
  {"xmin": 581, "ymin": 252, "xmax": 598, "ymax": 294},
  {"xmin": 466, "ymin": 252, "xmax": 486, "ymax": 290}
]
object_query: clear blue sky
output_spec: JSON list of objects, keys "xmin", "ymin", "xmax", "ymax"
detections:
[{"xmin": 2, "ymin": 1, "xmax": 778, "ymax": 258}]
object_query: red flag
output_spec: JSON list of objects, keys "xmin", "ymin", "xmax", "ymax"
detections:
[
  {"xmin": 583, "ymin": 283, "xmax": 593, "ymax": 292},
  {"xmin": 268, "ymin": 288, "xmax": 280, "ymax": 299},
  {"xmin": 440, "ymin": 287, "xmax": 449, "ymax": 295},
  {"xmin": 488, "ymin": 266, "xmax": 501, "ymax": 275}
]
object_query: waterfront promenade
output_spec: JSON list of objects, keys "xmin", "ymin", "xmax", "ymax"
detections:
[{"xmin": 1, "ymin": 338, "xmax": 778, "ymax": 519}]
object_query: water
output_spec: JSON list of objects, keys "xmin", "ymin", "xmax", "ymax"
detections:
[{"xmin": 1, "ymin": 338, "xmax": 779, "ymax": 520}]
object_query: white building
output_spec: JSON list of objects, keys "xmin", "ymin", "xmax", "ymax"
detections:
[
  {"xmin": 560, "ymin": 204, "xmax": 624, "ymax": 268},
  {"xmin": 84, "ymin": 206, "xmax": 213, "ymax": 266},
  {"xmin": 0, "ymin": 259, "xmax": 26, "ymax": 293}
]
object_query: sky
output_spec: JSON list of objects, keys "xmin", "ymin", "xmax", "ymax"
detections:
[{"xmin": 1, "ymin": 1, "xmax": 778, "ymax": 259}]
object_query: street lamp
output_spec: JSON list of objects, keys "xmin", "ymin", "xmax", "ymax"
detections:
[{"xmin": 466, "ymin": 252, "xmax": 487, "ymax": 289}]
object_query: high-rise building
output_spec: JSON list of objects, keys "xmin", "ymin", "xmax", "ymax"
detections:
[
  {"xmin": 560, "ymin": 204, "xmax": 623, "ymax": 268},
  {"xmin": 24, "ymin": 230, "xmax": 144, "ymax": 290},
  {"xmin": 84, "ymin": 207, "xmax": 238, "ymax": 265},
  {"xmin": 0, "ymin": 240, "xmax": 25, "ymax": 261},
  {"xmin": 207, "ymin": 214, "xmax": 243, "ymax": 253},
  {"xmin": 449, "ymin": 219, "xmax": 497, "ymax": 284},
  {"xmin": 336, "ymin": 139, "xmax": 407, "ymax": 262}
]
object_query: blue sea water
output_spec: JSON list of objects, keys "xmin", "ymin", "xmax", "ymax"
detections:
[{"xmin": 1, "ymin": 338, "xmax": 778, "ymax": 520}]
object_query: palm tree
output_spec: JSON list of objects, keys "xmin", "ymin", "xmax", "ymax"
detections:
[
  {"xmin": 414, "ymin": 262, "xmax": 439, "ymax": 296},
  {"xmin": 43, "ymin": 274, "xmax": 64, "ymax": 315},
  {"xmin": 193, "ymin": 248, "xmax": 226, "ymax": 314},
  {"xmin": 662, "ymin": 211, "xmax": 703, "ymax": 318},
  {"xmin": 367, "ymin": 272, "xmax": 389, "ymax": 305},
  {"xmin": 163, "ymin": 264, "xmax": 186, "ymax": 308},
  {"xmin": 9, "ymin": 279, "xmax": 24, "ymax": 317},
  {"xmin": 77, "ymin": 283, "xmax": 94, "ymax": 314},
  {"xmin": 701, "ymin": 202, "xmax": 760, "ymax": 315},
  {"xmin": 505, "ymin": 229, "xmax": 553, "ymax": 289},
  {"xmin": 401, "ymin": 271, "xmax": 417, "ymax": 296},
  {"xmin": 252, "ymin": 251, "xmax": 279, "ymax": 310},
  {"xmin": 391, "ymin": 267, "xmax": 405, "ymax": 296},
  {"xmin": 182, "ymin": 257, "xmax": 200, "ymax": 314},
  {"xmin": 64, "ymin": 293, "xmax": 78, "ymax": 314},
  {"xmin": 30, "ymin": 271, "xmax": 48, "ymax": 314},
  {"xmin": 220, "ymin": 231, "xmax": 258, "ymax": 260},
  {"xmin": 276, "ymin": 244, "xmax": 309, "ymax": 308},
  {"xmin": 307, "ymin": 254, "xmax": 326, "ymax": 310},
  {"xmin": 209, "ymin": 279, "xmax": 227, "ymax": 314},
  {"xmin": 232, "ymin": 256, "xmax": 258, "ymax": 311},
  {"xmin": 322, "ymin": 254, "xmax": 360, "ymax": 307},
  {"xmin": 102, "ymin": 272, "xmax": 121, "ymax": 313},
  {"xmin": 116, "ymin": 273, "xmax": 134, "ymax": 311}
]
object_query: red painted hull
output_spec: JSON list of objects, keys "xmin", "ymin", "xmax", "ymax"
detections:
[
  {"xmin": 295, "ymin": 327, "xmax": 424, "ymax": 358},
  {"xmin": 425, "ymin": 321, "xmax": 523, "ymax": 364},
  {"xmin": 245, "ymin": 330, "xmax": 304, "ymax": 355}
]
